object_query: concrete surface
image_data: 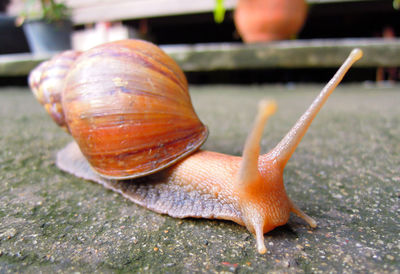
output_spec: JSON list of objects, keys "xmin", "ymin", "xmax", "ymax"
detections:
[{"xmin": 0, "ymin": 84, "xmax": 399, "ymax": 272}]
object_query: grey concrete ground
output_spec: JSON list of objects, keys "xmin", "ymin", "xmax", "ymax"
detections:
[{"xmin": 0, "ymin": 84, "xmax": 399, "ymax": 273}]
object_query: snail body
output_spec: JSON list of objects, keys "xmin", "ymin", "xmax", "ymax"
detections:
[{"xmin": 30, "ymin": 40, "xmax": 362, "ymax": 254}]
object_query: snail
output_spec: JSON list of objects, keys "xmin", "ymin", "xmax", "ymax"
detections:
[{"xmin": 29, "ymin": 39, "xmax": 363, "ymax": 254}]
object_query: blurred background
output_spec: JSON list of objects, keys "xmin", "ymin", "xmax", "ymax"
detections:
[{"xmin": 0, "ymin": 0, "xmax": 399, "ymax": 84}]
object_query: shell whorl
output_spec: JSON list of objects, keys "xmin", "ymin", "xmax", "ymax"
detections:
[
  {"xmin": 29, "ymin": 50, "xmax": 81, "ymax": 131},
  {"xmin": 59, "ymin": 40, "xmax": 208, "ymax": 179}
]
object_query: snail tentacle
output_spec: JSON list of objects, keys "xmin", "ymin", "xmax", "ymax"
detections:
[
  {"xmin": 236, "ymin": 100, "xmax": 277, "ymax": 189},
  {"xmin": 289, "ymin": 198, "xmax": 317, "ymax": 228},
  {"xmin": 271, "ymin": 49, "xmax": 364, "ymax": 169}
]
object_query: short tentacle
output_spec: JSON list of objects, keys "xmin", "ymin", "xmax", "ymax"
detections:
[
  {"xmin": 254, "ymin": 220, "xmax": 267, "ymax": 254},
  {"xmin": 289, "ymin": 199, "xmax": 317, "ymax": 228}
]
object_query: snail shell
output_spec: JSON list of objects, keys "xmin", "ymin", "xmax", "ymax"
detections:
[{"xmin": 29, "ymin": 40, "xmax": 208, "ymax": 179}]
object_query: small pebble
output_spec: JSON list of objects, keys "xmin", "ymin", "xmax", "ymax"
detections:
[
  {"xmin": 386, "ymin": 255, "xmax": 394, "ymax": 260},
  {"xmin": 0, "ymin": 228, "xmax": 17, "ymax": 240}
]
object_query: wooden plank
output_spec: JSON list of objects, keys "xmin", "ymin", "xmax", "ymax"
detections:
[
  {"xmin": 0, "ymin": 38, "xmax": 398, "ymax": 76},
  {"xmin": 6, "ymin": 0, "xmax": 381, "ymax": 25},
  {"xmin": 164, "ymin": 38, "xmax": 400, "ymax": 71},
  {"xmin": 67, "ymin": 0, "xmax": 236, "ymax": 24},
  {"xmin": 66, "ymin": 0, "xmax": 377, "ymax": 25},
  {"xmin": 0, "ymin": 53, "xmax": 50, "ymax": 77}
]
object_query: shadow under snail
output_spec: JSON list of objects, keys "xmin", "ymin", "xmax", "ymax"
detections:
[{"xmin": 29, "ymin": 39, "xmax": 363, "ymax": 254}]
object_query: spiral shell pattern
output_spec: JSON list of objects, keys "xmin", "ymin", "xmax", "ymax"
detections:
[
  {"xmin": 61, "ymin": 40, "xmax": 208, "ymax": 179},
  {"xmin": 29, "ymin": 50, "xmax": 81, "ymax": 131}
]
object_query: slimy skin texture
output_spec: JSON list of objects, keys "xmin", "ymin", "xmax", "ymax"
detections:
[{"xmin": 53, "ymin": 48, "xmax": 363, "ymax": 254}]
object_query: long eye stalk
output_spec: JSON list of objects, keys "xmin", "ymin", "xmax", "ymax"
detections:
[{"xmin": 271, "ymin": 49, "xmax": 363, "ymax": 169}]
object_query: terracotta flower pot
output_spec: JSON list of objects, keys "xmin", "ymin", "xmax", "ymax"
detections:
[{"xmin": 234, "ymin": 0, "xmax": 308, "ymax": 43}]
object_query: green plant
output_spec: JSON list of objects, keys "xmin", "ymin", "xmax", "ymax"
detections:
[
  {"xmin": 394, "ymin": 0, "xmax": 400, "ymax": 10},
  {"xmin": 17, "ymin": 0, "xmax": 70, "ymax": 25},
  {"xmin": 214, "ymin": 0, "xmax": 226, "ymax": 23}
]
